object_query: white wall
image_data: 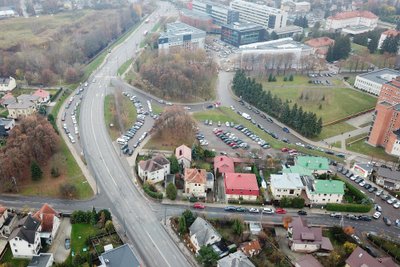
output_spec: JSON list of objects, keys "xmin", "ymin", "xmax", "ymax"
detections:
[
  {"xmin": 291, "ymin": 242, "xmax": 320, "ymax": 253},
  {"xmin": 10, "ymin": 233, "xmax": 41, "ymax": 258},
  {"xmin": 226, "ymin": 194, "xmax": 257, "ymax": 201},
  {"xmin": 185, "ymin": 182, "xmax": 206, "ymax": 198},
  {"xmin": 138, "ymin": 163, "xmax": 170, "ymax": 184},
  {"xmin": 270, "ymin": 186, "xmax": 302, "ymax": 200},
  {"xmin": 354, "ymin": 76, "xmax": 382, "ymax": 95},
  {"xmin": 308, "ymin": 192, "xmax": 343, "ymax": 204}
]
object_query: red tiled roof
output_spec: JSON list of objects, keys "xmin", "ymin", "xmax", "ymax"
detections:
[
  {"xmin": 346, "ymin": 247, "xmax": 384, "ymax": 267},
  {"xmin": 33, "ymin": 89, "xmax": 49, "ymax": 98},
  {"xmin": 214, "ymin": 156, "xmax": 234, "ymax": 174},
  {"xmin": 1, "ymin": 92, "xmax": 14, "ymax": 100},
  {"xmin": 175, "ymin": 144, "xmax": 192, "ymax": 161},
  {"xmin": 382, "ymin": 29, "xmax": 400, "ymax": 37},
  {"xmin": 224, "ymin": 173, "xmax": 259, "ymax": 195},
  {"xmin": 184, "ymin": 168, "xmax": 206, "ymax": 184},
  {"xmin": 33, "ymin": 203, "xmax": 59, "ymax": 233},
  {"xmin": 305, "ymin": 37, "xmax": 334, "ymax": 48},
  {"xmin": 239, "ymin": 240, "xmax": 261, "ymax": 257},
  {"xmin": 328, "ymin": 10, "xmax": 378, "ymax": 20},
  {"xmin": 296, "ymin": 254, "xmax": 323, "ymax": 267}
]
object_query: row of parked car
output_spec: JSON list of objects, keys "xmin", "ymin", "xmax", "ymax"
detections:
[
  {"xmin": 213, "ymin": 128, "xmax": 249, "ymax": 149},
  {"xmin": 233, "ymin": 125, "xmax": 270, "ymax": 149},
  {"xmin": 224, "ymin": 206, "xmax": 288, "ymax": 214}
]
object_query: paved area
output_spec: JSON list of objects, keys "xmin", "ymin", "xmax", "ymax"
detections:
[
  {"xmin": 324, "ymin": 126, "xmax": 369, "ymax": 148},
  {"xmin": 346, "ymin": 112, "xmax": 373, "ymax": 128},
  {"xmin": 275, "ymin": 227, "xmax": 302, "ymax": 264},
  {"xmin": 49, "ymin": 218, "xmax": 71, "ymax": 263}
]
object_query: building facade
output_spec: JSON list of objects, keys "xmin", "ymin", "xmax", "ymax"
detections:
[
  {"xmin": 230, "ymin": 0, "xmax": 287, "ymax": 30},
  {"xmin": 376, "ymin": 167, "xmax": 400, "ymax": 190},
  {"xmin": 184, "ymin": 168, "xmax": 207, "ymax": 198},
  {"xmin": 270, "ymin": 173, "xmax": 304, "ymax": 200},
  {"xmin": 158, "ymin": 22, "xmax": 206, "ymax": 54},
  {"xmin": 305, "ymin": 180, "xmax": 344, "ymax": 204},
  {"xmin": 221, "ymin": 22, "xmax": 266, "ymax": 47},
  {"xmin": 0, "ymin": 77, "xmax": 16, "ymax": 92},
  {"xmin": 175, "ymin": 144, "xmax": 192, "ymax": 169},
  {"xmin": 9, "ymin": 215, "xmax": 42, "ymax": 259},
  {"xmin": 378, "ymin": 29, "xmax": 400, "ymax": 50},
  {"xmin": 189, "ymin": 217, "xmax": 221, "ymax": 253},
  {"xmin": 325, "ymin": 11, "xmax": 378, "ymax": 32},
  {"xmin": 304, "ymin": 37, "xmax": 334, "ymax": 59},
  {"xmin": 138, "ymin": 154, "xmax": 170, "ymax": 184},
  {"xmin": 179, "ymin": 9, "xmax": 216, "ymax": 33},
  {"xmin": 354, "ymin": 68, "xmax": 400, "ymax": 96},
  {"xmin": 192, "ymin": 0, "xmax": 239, "ymax": 25}
]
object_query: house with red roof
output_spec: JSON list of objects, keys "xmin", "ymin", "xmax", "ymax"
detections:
[
  {"xmin": 33, "ymin": 89, "xmax": 50, "ymax": 103},
  {"xmin": 239, "ymin": 239, "xmax": 261, "ymax": 257},
  {"xmin": 378, "ymin": 29, "xmax": 400, "ymax": 52},
  {"xmin": 175, "ymin": 144, "xmax": 192, "ymax": 168},
  {"xmin": 33, "ymin": 203, "xmax": 61, "ymax": 245},
  {"xmin": 325, "ymin": 10, "xmax": 378, "ymax": 33},
  {"xmin": 224, "ymin": 173, "xmax": 259, "ymax": 201},
  {"xmin": 345, "ymin": 246, "xmax": 397, "ymax": 267},
  {"xmin": 0, "ymin": 92, "xmax": 16, "ymax": 107},
  {"xmin": 184, "ymin": 168, "xmax": 207, "ymax": 198},
  {"xmin": 213, "ymin": 156, "xmax": 234, "ymax": 176},
  {"xmin": 305, "ymin": 37, "xmax": 334, "ymax": 58}
]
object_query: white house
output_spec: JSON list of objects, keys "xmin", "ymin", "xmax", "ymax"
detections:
[
  {"xmin": 305, "ymin": 179, "xmax": 345, "ymax": 205},
  {"xmin": 184, "ymin": 168, "xmax": 207, "ymax": 198},
  {"xmin": 189, "ymin": 217, "xmax": 221, "ymax": 253},
  {"xmin": 270, "ymin": 173, "xmax": 304, "ymax": 200},
  {"xmin": 354, "ymin": 68, "xmax": 400, "ymax": 96},
  {"xmin": 352, "ymin": 163, "xmax": 374, "ymax": 179},
  {"xmin": 0, "ymin": 77, "xmax": 16, "ymax": 92},
  {"xmin": 0, "ymin": 205, "xmax": 17, "ymax": 236},
  {"xmin": 378, "ymin": 29, "xmax": 400, "ymax": 51},
  {"xmin": 138, "ymin": 154, "xmax": 170, "ymax": 184},
  {"xmin": 175, "ymin": 144, "xmax": 192, "ymax": 169},
  {"xmin": 8, "ymin": 215, "xmax": 42, "ymax": 259},
  {"xmin": 33, "ymin": 204, "xmax": 60, "ymax": 245},
  {"xmin": 32, "ymin": 89, "xmax": 50, "ymax": 104},
  {"xmin": 325, "ymin": 10, "xmax": 378, "ymax": 32}
]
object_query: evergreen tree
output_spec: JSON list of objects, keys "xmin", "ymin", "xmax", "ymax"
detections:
[
  {"xmin": 31, "ymin": 161, "xmax": 43, "ymax": 181},
  {"xmin": 381, "ymin": 35, "xmax": 400, "ymax": 54},
  {"xmin": 197, "ymin": 246, "xmax": 219, "ymax": 267},
  {"xmin": 326, "ymin": 45, "xmax": 334, "ymax": 62},
  {"xmin": 268, "ymin": 73, "xmax": 273, "ymax": 82},
  {"xmin": 368, "ymin": 35, "xmax": 379, "ymax": 53},
  {"xmin": 289, "ymin": 74, "xmax": 294, "ymax": 81},
  {"xmin": 232, "ymin": 218, "xmax": 244, "ymax": 236},
  {"xmin": 166, "ymin": 183, "xmax": 177, "ymax": 200},
  {"xmin": 91, "ymin": 207, "xmax": 98, "ymax": 226},
  {"xmin": 178, "ymin": 216, "xmax": 187, "ymax": 235},
  {"xmin": 169, "ymin": 155, "xmax": 180, "ymax": 174}
]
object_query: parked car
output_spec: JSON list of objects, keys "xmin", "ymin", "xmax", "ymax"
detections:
[
  {"xmin": 249, "ymin": 208, "xmax": 259, "ymax": 213},
  {"xmin": 383, "ymin": 216, "xmax": 392, "ymax": 226},
  {"xmin": 275, "ymin": 208, "xmax": 287, "ymax": 214},
  {"xmin": 236, "ymin": 207, "xmax": 248, "ymax": 212},
  {"xmin": 262, "ymin": 208, "xmax": 274, "ymax": 214},
  {"xmin": 330, "ymin": 213, "xmax": 342, "ymax": 218},
  {"xmin": 65, "ymin": 238, "xmax": 71, "ymax": 249},
  {"xmin": 297, "ymin": 210, "xmax": 307, "ymax": 215},
  {"xmin": 375, "ymin": 204, "xmax": 382, "ymax": 212},
  {"xmin": 373, "ymin": 211, "xmax": 381, "ymax": 219},
  {"xmin": 193, "ymin": 203, "xmax": 205, "ymax": 209},
  {"xmin": 282, "ymin": 127, "xmax": 290, "ymax": 133},
  {"xmin": 224, "ymin": 206, "xmax": 236, "ymax": 212},
  {"xmin": 351, "ymin": 234, "xmax": 362, "ymax": 245},
  {"xmin": 358, "ymin": 215, "xmax": 372, "ymax": 221},
  {"xmin": 393, "ymin": 201, "xmax": 400, "ymax": 209}
]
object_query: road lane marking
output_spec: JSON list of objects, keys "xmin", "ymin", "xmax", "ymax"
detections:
[{"xmin": 146, "ymin": 231, "xmax": 172, "ymax": 267}]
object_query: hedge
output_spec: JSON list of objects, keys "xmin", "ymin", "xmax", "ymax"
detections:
[
  {"xmin": 50, "ymin": 87, "xmax": 63, "ymax": 102},
  {"xmin": 367, "ymin": 234, "xmax": 400, "ymax": 261},
  {"xmin": 326, "ymin": 203, "xmax": 372, "ymax": 212},
  {"xmin": 333, "ymin": 176, "xmax": 365, "ymax": 202},
  {"xmin": 143, "ymin": 183, "xmax": 163, "ymax": 200},
  {"xmin": 228, "ymin": 199, "xmax": 263, "ymax": 205}
]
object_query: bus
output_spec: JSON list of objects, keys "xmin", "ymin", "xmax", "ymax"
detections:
[{"xmin": 143, "ymin": 30, "xmax": 148, "ymax": 36}]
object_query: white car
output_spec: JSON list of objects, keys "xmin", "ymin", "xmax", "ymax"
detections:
[
  {"xmin": 262, "ymin": 208, "xmax": 274, "ymax": 214},
  {"xmin": 359, "ymin": 181, "xmax": 366, "ymax": 187},
  {"xmin": 230, "ymin": 105, "xmax": 235, "ymax": 111},
  {"xmin": 184, "ymin": 106, "xmax": 191, "ymax": 110},
  {"xmin": 350, "ymin": 175, "xmax": 358, "ymax": 181},
  {"xmin": 330, "ymin": 213, "xmax": 342, "ymax": 218},
  {"xmin": 249, "ymin": 208, "xmax": 259, "ymax": 213},
  {"xmin": 373, "ymin": 211, "xmax": 382, "ymax": 219},
  {"xmin": 225, "ymin": 121, "xmax": 230, "ymax": 127},
  {"xmin": 387, "ymin": 198, "xmax": 396, "ymax": 205},
  {"xmin": 296, "ymin": 142, "xmax": 305, "ymax": 147},
  {"xmin": 393, "ymin": 201, "xmax": 400, "ymax": 209},
  {"xmin": 375, "ymin": 189, "xmax": 383, "ymax": 196}
]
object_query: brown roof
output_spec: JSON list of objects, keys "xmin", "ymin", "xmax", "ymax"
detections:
[
  {"xmin": 305, "ymin": 37, "xmax": 334, "ymax": 48},
  {"xmin": 378, "ymin": 257, "xmax": 397, "ymax": 267},
  {"xmin": 346, "ymin": 247, "xmax": 385, "ymax": 267},
  {"xmin": 382, "ymin": 29, "xmax": 400, "ymax": 37},
  {"xmin": 175, "ymin": 144, "xmax": 192, "ymax": 161},
  {"xmin": 328, "ymin": 10, "xmax": 378, "ymax": 20},
  {"xmin": 239, "ymin": 240, "xmax": 261, "ymax": 257},
  {"xmin": 296, "ymin": 254, "xmax": 323, "ymax": 267},
  {"xmin": 33, "ymin": 89, "xmax": 50, "ymax": 98},
  {"xmin": 184, "ymin": 168, "xmax": 206, "ymax": 184},
  {"xmin": 139, "ymin": 154, "xmax": 170, "ymax": 172},
  {"xmin": 289, "ymin": 217, "xmax": 332, "ymax": 249},
  {"xmin": 33, "ymin": 203, "xmax": 60, "ymax": 232},
  {"xmin": 214, "ymin": 156, "xmax": 235, "ymax": 174}
]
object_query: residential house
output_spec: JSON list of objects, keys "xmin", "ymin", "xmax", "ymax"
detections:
[
  {"xmin": 352, "ymin": 163, "xmax": 374, "ymax": 178},
  {"xmin": 214, "ymin": 156, "xmax": 235, "ymax": 176},
  {"xmin": 184, "ymin": 168, "xmax": 207, "ymax": 198},
  {"xmin": 270, "ymin": 173, "xmax": 304, "ymax": 200},
  {"xmin": 287, "ymin": 217, "xmax": 333, "ymax": 253},
  {"xmin": 378, "ymin": 29, "xmax": 400, "ymax": 51},
  {"xmin": 33, "ymin": 204, "xmax": 60, "ymax": 245},
  {"xmin": 217, "ymin": 250, "xmax": 255, "ymax": 267},
  {"xmin": 224, "ymin": 173, "xmax": 259, "ymax": 201},
  {"xmin": 325, "ymin": 10, "xmax": 378, "ymax": 34},
  {"xmin": 189, "ymin": 217, "xmax": 221, "ymax": 253},
  {"xmin": 98, "ymin": 244, "xmax": 141, "ymax": 267},
  {"xmin": 0, "ymin": 118, "xmax": 15, "ymax": 137},
  {"xmin": 239, "ymin": 240, "xmax": 261, "ymax": 257},
  {"xmin": 345, "ymin": 246, "xmax": 397, "ymax": 267},
  {"xmin": 304, "ymin": 37, "xmax": 335, "ymax": 58},
  {"xmin": 175, "ymin": 144, "xmax": 192, "ymax": 168},
  {"xmin": 27, "ymin": 253, "xmax": 54, "ymax": 267},
  {"xmin": 282, "ymin": 165, "xmax": 313, "ymax": 177},
  {"xmin": 138, "ymin": 154, "xmax": 170, "ymax": 184},
  {"xmin": 8, "ymin": 214, "xmax": 42, "ymax": 258},
  {"xmin": 33, "ymin": 89, "xmax": 50, "ymax": 104},
  {"xmin": 0, "ymin": 205, "xmax": 17, "ymax": 236},
  {"xmin": 376, "ymin": 167, "xmax": 400, "ymax": 190},
  {"xmin": 7, "ymin": 94, "xmax": 39, "ymax": 119},
  {"xmin": 295, "ymin": 254, "xmax": 323, "ymax": 267},
  {"xmin": 305, "ymin": 179, "xmax": 345, "ymax": 205},
  {"xmin": 206, "ymin": 172, "xmax": 214, "ymax": 192},
  {"xmin": 295, "ymin": 156, "xmax": 329, "ymax": 175},
  {"xmin": 0, "ymin": 77, "xmax": 16, "ymax": 92},
  {"xmin": 0, "ymin": 92, "xmax": 16, "ymax": 107}
]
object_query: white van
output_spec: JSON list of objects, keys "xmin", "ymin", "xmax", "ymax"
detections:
[{"xmin": 117, "ymin": 138, "xmax": 127, "ymax": 145}]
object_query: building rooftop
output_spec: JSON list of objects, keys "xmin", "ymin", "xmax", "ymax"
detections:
[
  {"xmin": 9, "ymin": 214, "xmax": 40, "ymax": 244},
  {"xmin": 377, "ymin": 167, "xmax": 400, "ymax": 181},
  {"xmin": 139, "ymin": 154, "xmax": 169, "ymax": 173},
  {"xmin": 224, "ymin": 172, "xmax": 259, "ymax": 193},
  {"xmin": 295, "ymin": 254, "xmax": 323, "ymax": 267},
  {"xmin": 282, "ymin": 165, "xmax": 313, "ymax": 177},
  {"xmin": 33, "ymin": 203, "xmax": 60, "ymax": 233},
  {"xmin": 214, "ymin": 156, "xmax": 235, "ymax": 174},
  {"xmin": 312, "ymin": 179, "xmax": 344, "ymax": 195},
  {"xmin": 305, "ymin": 37, "xmax": 334, "ymax": 48},
  {"xmin": 240, "ymin": 37, "xmax": 311, "ymax": 51},
  {"xmin": 180, "ymin": 8, "xmax": 213, "ymax": 20},
  {"xmin": 270, "ymin": 173, "xmax": 304, "ymax": 189},
  {"xmin": 189, "ymin": 217, "xmax": 221, "ymax": 248},
  {"xmin": 274, "ymin": 25, "xmax": 303, "ymax": 34},
  {"xmin": 382, "ymin": 29, "xmax": 400, "ymax": 37},
  {"xmin": 328, "ymin": 10, "xmax": 378, "ymax": 20},
  {"xmin": 223, "ymin": 22, "xmax": 264, "ymax": 31},
  {"xmin": 99, "ymin": 244, "xmax": 140, "ymax": 267},
  {"xmin": 27, "ymin": 253, "xmax": 53, "ymax": 267},
  {"xmin": 160, "ymin": 22, "xmax": 206, "ymax": 39},
  {"xmin": 356, "ymin": 68, "xmax": 400, "ymax": 85},
  {"xmin": 296, "ymin": 156, "xmax": 329, "ymax": 171},
  {"xmin": 345, "ymin": 246, "xmax": 384, "ymax": 267},
  {"xmin": 217, "ymin": 250, "xmax": 255, "ymax": 267},
  {"xmin": 185, "ymin": 168, "xmax": 207, "ymax": 184},
  {"xmin": 239, "ymin": 240, "xmax": 261, "ymax": 257},
  {"xmin": 33, "ymin": 89, "xmax": 50, "ymax": 99}
]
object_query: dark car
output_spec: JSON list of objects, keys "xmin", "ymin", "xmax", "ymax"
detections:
[
  {"xmin": 363, "ymin": 184, "xmax": 372, "ymax": 190},
  {"xmin": 224, "ymin": 206, "xmax": 236, "ymax": 212},
  {"xmin": 297, "ymin": 210, "xmax": 307, "ymax": 215},
  {"xmin": 282, "ymin": 127, "xmax": 290, "ymax": 133},
  {"xmin": 364, "ymin": 245, "xmax": 378, "ymax": 257},
  {"xmin": 266, "ymin": 117, "xmax": 273, "ymax": 123},
  {"xmin": 358, "ymin": 215, "xmax": 372, "ymax": 221},
  {"xmin": 236, "ymin": 207, "xmax": 248, "ymax": 212}
]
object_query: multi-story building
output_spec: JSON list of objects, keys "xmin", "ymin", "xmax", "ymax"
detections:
[
  {"xmin": 295, "ymin": 156, "xmax": 330, "ymax": 175},
  {"xmin": 179, "ymin": 9, "xmax": 217, "ymax": 33},
  {"xmin": 230, "ymin": 0, "xmax": 288, "ymax": 30},
  {"xmin": 158, "ymin": 22, "xmax": 206, "ymax": 54},
  {"xmin": 376, "ymin": 167, "xmax": 400, "ymax": 191},
  {"xmin": 224, "ymin": 172, "xmax": 259, "ymax": 201},
  {"xmin": 325, "ymin": 11, "xmax": 378, "ymax": 33},
  {"xmin": 304, "ymin": 37, "xmax": 335, "ymax": 59},
  {"xmin": 378, "ymin": 29, "xmax": 400, "ymax": 50},
  {"xmin": 221, "ymin": 22, "xmax": 266, "ymax": 47},
  {"xmin": 184, "ymin": 168, "xmax": 207, "ymax": 198},
  {"xmin": 138, "ymin": 154, "xmax": 170, "ymax": 184},
  {"xmin": 280, "ymin": 1, "xmax": 311, "ymax": 13},
  {"xmin": 270, "ymin": 173, "xmax": 304, "ymax": 200},
  {"xmin": 9, "ymin": 215, "xmax": 42, "ymax": 259},
  {"xmin": 354, "ymin": 68, "xmax": 400, "ymax": 96},
  {"xmin": 192, "ymin": 0, "xmax": 239, "ymax": 26},
  {"xmin": 305, "ymin": 179, "xmax": 345, "ymax": 205}
]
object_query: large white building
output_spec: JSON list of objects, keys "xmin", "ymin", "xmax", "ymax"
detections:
[
  {"xmin": 0, "ymin": 77, "xmax": 16, "ymax": 92},
  {"xmin": 138, "ymin": 154, "xmax": 170, "ymax": 184},
  {"xmin": 230, "ymin": 0, "xmax": 287, "ymax": 30},
  {"xmin": 158, "ymin": 22, "xmax": 206, "ymax": 54},
  {"xmin": 9, "ymin": 215, "xmax": 42, "ymax": 259},
  {"xmin": 325, "ymin": 10, "xmax": 378, "ymax": 32},
  {"xmin": 354, "ymin": 68, "xmax": 400, "ymax": 95},
  {"xmin": 305, "ymin": 179, "xmax": 344, "ymax": 205},
  {"xmin": 191, "ymin": 0, "xmax": 239, "ymax": 25},
  {"xmin": 270, "ymin": 173, "xmax": 304, "ymax": 200}
]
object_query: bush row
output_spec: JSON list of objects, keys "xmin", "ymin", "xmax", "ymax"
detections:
[
  {"xmin": 367, "ymin": 234, "xmax": 400, "ymax": 260},
  {"xmin": 70, "ymin": 209, "xmax": 112, "ymax": 224},
  {"xmin": 50, "ymin": 87, "xmax": 64, "ymax": 102},
  {"xmin": 143, "ymin": 183, "xmax": 163, "ymax": 200},
  {"xmin": 279, "ymin": 196, "xmax": 305, "ymax": 209},
  {"xmin": 326, "ymin": 203, "xmax": 372, "ymax": 213},
  {"xmin": 332, "ymin": 176, "xmax": 366, "ymax": 202}
]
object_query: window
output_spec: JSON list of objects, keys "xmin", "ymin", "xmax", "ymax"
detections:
[
  {"xmin": 14, "ymin": 249, "xmax": 17, "ymax": 253},
  {"xmin": 28, "ymin": 244, "xmax": 31, "ymax": 247},
  {"xmin": 289, "ymin": 189, "xmax": 294, "ymax": 194},
  {"xmin": 13, "ymin": 243, "xmax": 16, "ymax": 247}
]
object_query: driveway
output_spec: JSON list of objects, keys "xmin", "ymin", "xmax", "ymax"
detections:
[{"xmin": 49, "ymin": 217, "xmax": 72, "ymax": 263}]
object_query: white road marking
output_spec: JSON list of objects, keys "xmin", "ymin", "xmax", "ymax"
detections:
[{"xmin": 146, "ymin": 231, "xmax": 172, "ymax": 267}]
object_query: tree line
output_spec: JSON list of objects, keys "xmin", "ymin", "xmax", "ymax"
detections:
[
  {"xmin": 326, "ymin": 35, "xmax": 351, "ymax": 62},
  {"xmin": 293, "ymin": 16, "xmax": 308, "ymax": 28},
  {"xmin": 233, "ymin": 70, "xmax": 322, "ymax": 137}
]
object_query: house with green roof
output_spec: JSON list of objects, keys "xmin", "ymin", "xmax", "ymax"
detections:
[
  {"xmin": 282, "ymin": 165, "xmax": 313, "ymax": 177},
  {"xmin": 295, "ymin": 156, "xmax": 329, "ymax": 175},
  {"xmin": 305, "ymin": 179, "xmax": 345, "ymax": 205}
]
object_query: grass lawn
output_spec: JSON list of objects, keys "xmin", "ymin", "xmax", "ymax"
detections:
[
  {"xmin": 0, "ymin": 246, "xmax": 30, "ymax": 267},
  {"xmin": 117, "ymin": 58, "xmax": 133, "ymax": 76},
  {"xmin": 261, "ymin": 86, "xmax": 376, "ymax": 124},
  {"xmin": 313, "ymin": 122, "xmax": 356, "ymax": 141},
  {"xmin": 331, "ymin": 141, "xmax": 342, "ymax": 148},
  {"xmin": 124, "ymin": 69, "xmax": 137, "ymax": 84},
  {"xmin": 152, "ymin": 103, "xmax": 164, "ymax": 115},
  {"xmin": 346, "ymin": 133, "xmax": 368, "ymax": 145},
  {"xmin": 0, "ymin": 107, "xmax": 8, "ymax": 118},
  {"xmin": 259, "ymin": 74, "xmax": 310, "ymax": 87},
  {"xmin": 144, "ymin": 134, "xmax": 195, "ymax": 151},
  {"xmin": 347, "ymin": 139, "xmax": 398, "ymax": 162},
  {"xmin": 120, "ymin": 95, "xmax": 137, "ymax": 129},
  {"xmin": 104, "ymin": 95, "xmax": 120, "ymax": 140},
  {"xmin": 346, "ymin": 43, "xmax": 397, "ymax": 69}
]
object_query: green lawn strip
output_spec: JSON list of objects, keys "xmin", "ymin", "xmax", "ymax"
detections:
[
  {"xmin": 194, "ymin": 107, "xmax": 343, "ymax": 162},
  {"xmin": 260, "ymin": 85, "xmax": 377, "ymax": 123},
  {"xmin": 117, "ymin": 58, "xmax": 133, "ymax": 76},
  {"xmin": 50, "ymin": 84, "xmax": 78, "ymax": 117},
  {"xmin": 312, "ymin": 122, "xmax": 356, "ymax": 141},
  {"xmin": 345, "ymin": 133, "xmax": 368, "ymax": 145},
  {"xmin": 331, "ymin": 141, "xmax": 342, "ymax": 148},
  {"xmin": 0, "ymin": 108, "xmax": 8, "ymax": 118},
  {"xmin": 151, "ymin": 103, "xmax": 164, "ymax": 115},
  {"xmin": 121, "ymin": 96, "xmax": 137, "ymax": 129},
  {"xmin": 151, "ymin": 21, "xmax": 161, "ymax": 32},
  {"xmin": 347, "ymin": 139, "xmax": 398, "ymax": 162},
  {"xmin": 124, "ymin": 69, "xmax": 137, "ymax": 84},
  {"xmin": 358, "ymin": 122, "xmax": 372, "ymax": 128},
  {"xmin": 104, "ymin": 95, "xmax": 120, "ymax": 140},
  {"xmin": 258, "ymin": 75, "xmax": 310, "ymax": 87},
  {"xmin": 0, "ymin": 246, "xmax": 30, "ymax": 267}
]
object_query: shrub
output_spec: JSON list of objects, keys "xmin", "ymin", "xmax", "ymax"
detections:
[
  {"xmin": 31, "ymin": 161, "xmax": 43, "ymax": 181},
  {"xmin": 368, "ymin": 234, "xmax": 400, "ymax": 259},
  {"xmin": 279, "ymin": 196, "xmax": 304, "ymax": 209},
  {"xmin": 289, "ymin": 74, "xmax": 294, "ymax": 81},
  {"xmin": 166, "ymin": 183, "xmax": 177, "ymax": 200},
  {"xmin": 143, "ymin": 182, "xmax": 163, "ymax": 200},
  {"xmin": 326, "ymin": 203, "xmax": 372, "ymax": 212},
  {"xmin": 51, "ymin": 166, "xmax": 60, "ymax": 178},
  {"xmin": 59, "ymin": 183, "xmax": 78, "ymax": 199},
  {"xmin": 283, "ymin": 76, "xmax": 288, "ymax": 82}
]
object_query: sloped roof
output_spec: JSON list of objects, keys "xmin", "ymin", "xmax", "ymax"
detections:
[
  {"xmin": 175, "ymin": 144, "xmax": 192, "ymax": 161},
  {"xmin": 33, "ymin": 203, "xmax": 60, "ymax": 232},
  {"xmin": 9, "ymin": 214, "xmax": 40, "ymax": 244},
  {"xmin": 296, "ymin": 156, "xmax": 329, "ymax": 171},
  {"xmin": 282, "ymin": 165, "xmax": 313, "ymax": 176},
  {"xmin": 139, "ymin": 154, "xmax": 169, "ymax": 173},
  {"xmin": 189, "ymin": 217, "xmax": 221, "ymax": 247},
  {"xmin": 214, "ymin": 156, "xmax": 235, "ymax": 174},
  {"xmin": 328, "ymin": 10, "xmax": 378, "ymax": 20},
  {"xmin": 377, "ymin": 167, "xmax": 400, "ymax": 181},
  {"xmin": 346, "ymin": 247, "xmax": 385, "ymax": 267},
  {"xmin": 224, "ymin": 172, "xmax": 259, "ymax": 192},
  {"xmin": 184, "ymin": 168, "xmax": 206, "ymax": 184},
  {"xmin": 312, "ymin": 179, "xmax": 344, "ymax": 195},
  {"xmin": 239, "ymin": 240, "xmax": 261, "ymax": 257},
  {"xmin": 270, "ymin": 173, "xmax": 304, "ymax": 190},
  {"xmin": 99, "ymin": 244, "xmax": 140, "ymax": 267},
  {"xmin": 217, "ymin": 251, "xmax": 255, "ymax": 267},
  {"xmin": 296, "ymin": 254, "xmax": 323, "ymax": 267},
  {"xmin": 382, "ymin": 29, "xmax": 400, "ymax": 37},
  {"xmin": 17, "ymin": 94, "xmax": 39, "ymax": 103},
  {"xmin": 289, "ymin": 217, "xmax": 331, "ymax": 249},
  {"xmin": 378, "ymin": 257, "xmax": 397, "ymax": 267},
  {"xmin": 305, "ymin": 37, "xmax": 334, "ymax": 48},
  {"xmin": 33, "ymin": 89, "xmax": 50, "ymax": 99}
]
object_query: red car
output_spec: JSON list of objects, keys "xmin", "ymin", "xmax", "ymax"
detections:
[
  {"xmin": 281, "ymin": 147, "xmax": 289, "ymax": 152},
  {"xmin": 275, "ymin": 208, "xmax": 287, "ymax": 214},
  {"xmin": 193, "ymin": 203, "xmax": 205, "ymax": 209}
]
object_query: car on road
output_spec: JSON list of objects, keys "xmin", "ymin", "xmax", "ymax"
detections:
[
  {"xmin": 184, "ymin": 106, "xmax": 191, "ymax": 110},
  {"xmin": 297, "ymin": 210, "xmax": 307, "ymax": 215},
  {"xmin": 249, "ymin": 208, "xmax": 259, "ymax": 213},
  {"xmin": 358, "ymin": 215, "xmax": 372, "ymax": 221},
  {"xmin": 374, "ymin": 204, "xmax": 382, "ymax": 212},
  {"xmin": 275, "ymin": 208, "xmax": 287, "ymax": 214},
  {"xmin": 262, "ymin": 208, "xmax": 274, "ymax": 214},
  {"xmin": 236, "ymin": 207, "xmax": 248, "ymax": 212},
  {"xmin": 193, "ymin": 203, "xmax": 205, "ymax": 209},
  {"xmin": 383, "ymin": 216, "xmax": 392, "ymax": 226},
  {"xmin": 224, "ymin": 206, "xmax": 236, "ymax": 212},
  {"xmin": 65, "ymin": 238, "xmax": 71, "ymax": 250},
  {"xmin": 282, "ymin": 127, "xmax": 290, "ymax": 133},
  {"xmin": 373, "ymin": 211, "xmax": 381, "ymax": 219},
  {"xmin": 330, "ymin": 213, "xmax": 342, "ymax": 218}
]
